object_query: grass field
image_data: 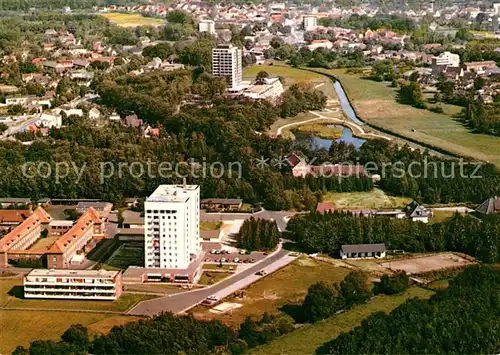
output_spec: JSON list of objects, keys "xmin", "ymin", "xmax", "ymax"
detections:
[
  {"xmin": 0, "ymin": 310, "xmax": 141, "ymax": 354},
  {"xmin": 251, "ymin": 286, "xmax": 434, "ymax": 355},
  {"xmin": 323, "ymin": 188, "xmax": 412, "ymax": 209},
  {"xmin": 192, "ymin": 258, "xmax": 350, "ymax": 327},
  {"xmin": 29, "ymin": 236, "xmax": 59, "ymax": 251},
  {"xmin": 315, "ymin": 68, "xmax": 500, "ymax": 167},
  {"xmin": 243, "ymin": 65, "xmax": 323, "ymax": 88},
  {"xmin": 429, "ymin": 210, "xmax": 459, "ymax": 223},
  {"xmin": 101, "ymin": 13, "xmax": 165, "ymax": 27},
  {"xmin": 198, "ymin": 272, "xmax": 230, "ymax": 285},
  {"xmin": 293, "ymin": 120, "xmax": 343, "ymax": 139},
  {"xmin": 200, "ymin": 221, "xmax": 222, "ymax": 231},
  {"xmin": 202, "ymin": 263, "xmax": 236, "ymax": 271},
  {"xmin": 103, "ymin": 241, "xmax": 144, "ymax": 270}
]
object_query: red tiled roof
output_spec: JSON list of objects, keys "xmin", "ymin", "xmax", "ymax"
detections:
[
  {"xmin": 316, "ymin": 202, "xmax": 336, "ymax": 213},
  {"xmin": 0, "ymin": 207, "xmax": 51, "ymax": 252},
  {"xmin": 0, "ymin": 210, "xmax": 30, "ymax": 224},
  {"xmin": 48, "ymin": 207, "xmax": 102, "ymax": 254}
]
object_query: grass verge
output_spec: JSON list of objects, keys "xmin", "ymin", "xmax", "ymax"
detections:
[{"xmin": 323, "ymin": 188, "xmax": 412, "ymax": 209}]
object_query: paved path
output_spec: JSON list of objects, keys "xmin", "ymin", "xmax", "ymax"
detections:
[{"xmin": 127, "ymin": 247, "xmax": 291, "ymax": 316}]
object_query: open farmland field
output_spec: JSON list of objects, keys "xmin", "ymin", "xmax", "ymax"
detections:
[
  {"xmin": 251, "ymin": 286, "xmax": 434, "ymax": 355},
  {"xmin": 101, "ymin": 13, "xmax": 165, "ymax": 27},
  {"xmin": 380, "ymin": 253, "xmax": 474, "ymax": 274},
  {"xmin": 0, "ymin": 310, "xmax": 140, "ymax": 354},
  {"xmin": 191, "ymin": 258, "xmax": 350, "ymax": 327},
  {"xmin": 316, "ymin": 68, "xmax": 500, "ymax": 167},
  {"xmin": 323, "ymin": 188, "xmax": 412, "ymax": 209},
  {"xmin": 243, "ymin": 65, "xmax": 324, "ymax": 87}
]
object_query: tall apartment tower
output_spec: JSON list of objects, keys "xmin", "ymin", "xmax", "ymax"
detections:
[
  {"xmin": 144, "ymin": 184, "xmax": 200, "ymax": 269},
  {"xmin": 199, "ymin": 19, "xmax": 216, "ymax": 35},
  {"xmin": 303, "ymin": 15, "xmax": 317, "ymax": 31},
  {"xmin": 212, "ymin": 44, "xmax": 242, "ymax": 89}
]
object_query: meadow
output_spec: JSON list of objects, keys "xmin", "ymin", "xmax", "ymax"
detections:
[
  {"xmin": 251, "ymin": 286, "xmax": 434, "ymax": 355},
  {"xmin": 101, "ymin": 13, "xmax": 165, "ymax": 27},
  {"xmin": 317, "ymin": 68, "xmax": 500, "ymax": 167}
]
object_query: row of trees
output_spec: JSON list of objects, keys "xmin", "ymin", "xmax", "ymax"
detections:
[
  {"xmin": 463, "ymin": 100, "xmax": 500, "ymax": 136},
  {"xmin": 287, "ymin": 212, "xmax": 500, "ymax": 263},
  {"xmin": 319, "ymin": 266, "xmax": 500, "ymax": 354},
  {"xmin": 236, "ymin": 218, "xmax": 280, "ymax": 251}
]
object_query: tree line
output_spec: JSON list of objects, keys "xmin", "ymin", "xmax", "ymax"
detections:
[
  {"xmin": 287, "ymin": 211, "xmax": 500, "ymax": 263},
  {"xmin": 318, "ymin": 266, "xmax": 500, "ymax": 354},
  {"xmin": 236, "ymin": 218, "xmax": 280, "ymax": 251}
]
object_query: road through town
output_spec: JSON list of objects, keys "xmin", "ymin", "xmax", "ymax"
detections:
[{"xmin": 127, "ymin": 247, "xmax": 290, "ymax": 316}]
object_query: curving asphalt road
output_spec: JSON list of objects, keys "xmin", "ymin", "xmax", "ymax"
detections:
[{"xmin": 127, "ymin": 248, "xmax": 290, "ymax": 316}]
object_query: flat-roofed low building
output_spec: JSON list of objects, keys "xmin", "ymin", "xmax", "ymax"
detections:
[
  {"xmin": 200, "ymin": 198, "xmax": 242, "ymax": 211},
  {"xmin": 340, "ymin": 243, "xmax": 386, "ymax": 259},
  {"xmin": 24, "ymin": 269, "xmax": 122, "ymax": 300}
]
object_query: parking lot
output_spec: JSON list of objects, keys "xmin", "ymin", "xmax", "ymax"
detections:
[{"xmin": 203, "ymin": 249, "xmax": 268, "ymax": 264}]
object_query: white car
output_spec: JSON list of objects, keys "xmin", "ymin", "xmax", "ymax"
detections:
[
  {"xmin": 206, "ymin": 295, "xmax": 219, "ymax": 301},
  {"xmin": 239, "ymin": 250, "xmax": 246, "ymax": 255},
  {"xmin": 210, "ymin": 249, "xmax": 217, "ymax": 254},
  {"xmin": 233, "ymin": 258, "xmax": 240, "ymax": 263}
]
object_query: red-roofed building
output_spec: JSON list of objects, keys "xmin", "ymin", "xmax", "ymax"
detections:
[
  {"xmin": 47, "ymin": 207, "xmax": 105, "ymax": 269},
  {"xmin": 316, "ymin": 202, "xmax": 336, "ymax": 214}
]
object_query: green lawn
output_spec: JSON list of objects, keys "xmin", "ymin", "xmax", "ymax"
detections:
[
  {"xmin": 293, "ymin": 120, "xmax": 343, "ymax": 139},
  {"xmin": 202, "ymin": 263, "xmax": 236, "ymax": 271},
  {"xmin": 101, "ymin": 13, "xmax": 165, "ymax": 27},
  {"xmin": 103, "ymin": 241, "xmax": 144, "ymax": 270},
  {"xmin": 191, "ymin": 258, "xmax": 350, "ymax": 327},
  {"xmin": 323, "ymin": 188, "xmax": 412, "ymax": 209},
  {"xmin": 251, "ymin": 286, "xmax": 434, "ymax": 355},
  {"xmin": 316, "ymin": 68, "xmax": 500, "ymax": 167},
  {"xmin": 198, "ymin": 271, "xmax": 230, "ymax": 285},
  {"xmin": 429, "ymin": 210, "xmax": 459, "ymax": 223},
  {"xmin": 200, "ymin": 221, "xmax": 222, "ymax": 231},
  {"xmin": 0, "ymin": 310, "xmax": 137, "ymax": 354},
  {"xmin": 243, "ymin": 65, "xmax": 323, "ymax": 87}
]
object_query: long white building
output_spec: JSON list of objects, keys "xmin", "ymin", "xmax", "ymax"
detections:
[
  {"xmin": 24, "ymin": 269, "xmax": 122, "ymax": 300},
  {"xmin": 144, "ymin": 184, "xmax": 200, "ymax": 269},
  {"xmin": 212, "ymin": 44, "xmax": 242, "ymax": 90}
]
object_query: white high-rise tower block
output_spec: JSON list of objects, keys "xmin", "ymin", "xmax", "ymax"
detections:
[{"xmin": 144, "ymin": 184, "xmax": 200, "ymax": 269}]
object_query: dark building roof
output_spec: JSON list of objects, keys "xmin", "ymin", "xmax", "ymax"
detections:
[
  {"xmin": 0, "ymin": 198, "xmax": 31, "ymax": 204},
  {"xmin": 201, "ymin": 198, "xmax": 242, "ymax": 205},
  {"xmin": 404, "ymin": 200, "xmax": 432, "ymax": 218},
  {"xmin": 341, "ymin": 243, "xmax": 386, "ymax": 254},
  {"xmin": 475, "ymin": 197, "xmax": 500, "ymax": 215}
]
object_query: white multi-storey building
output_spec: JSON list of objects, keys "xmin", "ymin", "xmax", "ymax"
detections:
[
  {"xmin": 144, "ymin": 184, "xmax": 200, "ymax": 269},
  {"xmin": 303, "ymin": 15, "xmax": 317, "ymax": 31},
  {"xmin": 212, "ymin": 44, "xmax": 242, "ymax": 90},
  {"xmin": 431, "ymin": 51, "xmax": 460, "ymax": 68},
  {"xmin": 199, "ymin": 19, "xmax": 215, "ymax": 35},
  {"xmin": 24, "ymin": 269, "xmax": 122, "ymax": 300}
]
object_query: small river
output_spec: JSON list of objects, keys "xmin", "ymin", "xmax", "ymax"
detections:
[{"xmin": 295, "ymin": 79, "xmax": 366, "ymax": 150}]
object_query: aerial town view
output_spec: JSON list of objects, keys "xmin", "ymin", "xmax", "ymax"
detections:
[{"xmin": 0, "ymin": 0, "xmax": 499, "ymax": 354}]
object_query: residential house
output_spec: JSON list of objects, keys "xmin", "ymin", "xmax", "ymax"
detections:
[
  {"xmin": 403, "ymin": 200, "xmax": 432, "ymax": 223},
  {"xmin": 340, "ymin": 243, "xmax": 387, "ymax": 259},
  {"xmin": 124, "ymin": 114, "xmax": 143, "ymax": 127},
  {"xmin": 88, "ymin": 107, "xmax": 101, "ymax": 120},
  {"xmin": 200, "ymin": 198, "xmax": 243, "ymax": 211},
  {"xmin": 475, "ymin": 196, "xmax": 500, "ymax": 215}
]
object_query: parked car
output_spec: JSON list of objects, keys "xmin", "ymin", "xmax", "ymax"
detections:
[
  {"xmin": 210, "ymin": 249, "xmax": 217, "ymax": 254},
  {"xmin": 220, "ymin": 258, "xmax": 226, "ymax": 263},
  {"xmin": 233, "ymin": 258, "xmax": 240, "ymax": 263},
  {"xmin": 255, "ymin": 270, "xmax": 267, "ymax": 276},
  {"xmin": 250, "ymin": 258, "xmax": 256, "ymax": 263},
  {"xmin": 239, "ymin": 250, "xmax": 246, "ymax": 255}
]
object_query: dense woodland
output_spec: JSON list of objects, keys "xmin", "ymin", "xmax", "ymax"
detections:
[
  {"xmin": 319, "ymin": 266, "xmax": 500, "ymax": 354},
  {"xmin": 236, "ymin": 218, "xmax": 280, "ymax": 251},
  {"xmin": 287, "ymin": 211, "xmax": 500, "ymax": 263}
]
